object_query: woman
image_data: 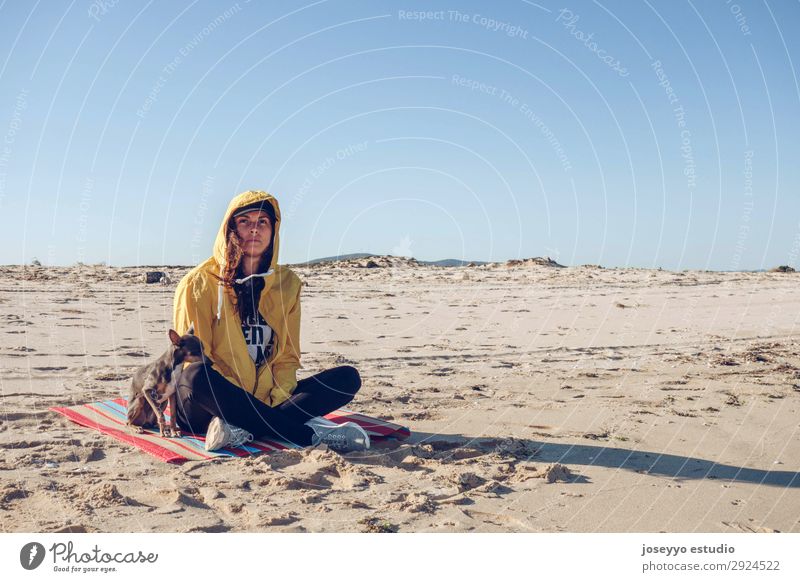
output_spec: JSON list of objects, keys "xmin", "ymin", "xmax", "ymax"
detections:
[{"xmin": 171, "ymin": 190, "xmax": 369, "ymax": 452}]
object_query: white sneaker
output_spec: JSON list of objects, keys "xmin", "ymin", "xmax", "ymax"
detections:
[
  {"xmin": 204, "ymin": 416, "xmax": 254, "ymax": 451},
  {"xmin": 305, "ymin": 416, "xmax": 370, "ymax": 453}
]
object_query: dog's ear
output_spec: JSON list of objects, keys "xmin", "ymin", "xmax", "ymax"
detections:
[
  {"xmin": 187, "ymin": 322, "xmax": 195, "ymax": 335},
  {"xmin": 168, "ymin": 329, "xmax": 181, "ymax": 346}
]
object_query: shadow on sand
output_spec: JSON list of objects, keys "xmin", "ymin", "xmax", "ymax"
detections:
[{"xmin": 377, "ymin": 431, "xmax": 800, "ymax": 488}]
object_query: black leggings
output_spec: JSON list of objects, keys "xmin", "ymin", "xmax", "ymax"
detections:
[{"xmin": 172, "ymin": 362, "xmax": 362, "ymax": 447}]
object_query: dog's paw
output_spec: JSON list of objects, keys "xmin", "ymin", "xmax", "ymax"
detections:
[{"xmin": 160, "ymin": 425, "xmax": 181, "ymax": 438}]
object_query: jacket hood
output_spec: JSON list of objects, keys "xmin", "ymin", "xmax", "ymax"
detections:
[
  {"xmin": 214, "ymin": 190, "xmax": 282, "ymax": 271},
  {"xmin": 212, "ymin": 190, "xmax": 282, "ymax": 320}
]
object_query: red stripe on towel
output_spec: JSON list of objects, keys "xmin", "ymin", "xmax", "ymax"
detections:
[
  {"xmin": 51, "ymin": 406, "xmax": 192, "ymax": 464},
  {"xmin": 324, "ymin": 410, "xmax": 410, "ymax": 438}
]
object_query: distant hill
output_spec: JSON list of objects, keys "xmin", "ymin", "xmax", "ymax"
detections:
[
  {"xmin": 291, "ymin": 253, "xmax": 489, "ymax": 267},
  {"xmin": 293, "ymin": 253, "xmax": 374, "ymax": 265}
]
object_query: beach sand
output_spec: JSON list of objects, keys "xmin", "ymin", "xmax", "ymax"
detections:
[{"xmin": 1, "ymin": 259, "xmax": 798, "ymax": 532}]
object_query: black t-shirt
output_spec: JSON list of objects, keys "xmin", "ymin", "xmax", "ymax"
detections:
[{"xmin": 241, "ymin": 311, "xmax": 276, "ymax": 368}]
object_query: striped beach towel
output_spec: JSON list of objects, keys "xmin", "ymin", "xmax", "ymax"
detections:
[{"xmin": 51, "ymin": 398, "xmax": 410, "ymax": 464}]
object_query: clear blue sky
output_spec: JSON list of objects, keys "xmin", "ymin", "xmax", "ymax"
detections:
[{"xmin": 1, "ymin": 0, "xmax": 798, "ymax": 270}]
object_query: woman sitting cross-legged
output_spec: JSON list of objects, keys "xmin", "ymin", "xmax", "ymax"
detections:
[{"xmin": 171, "ymin": 190, "xmax": 369, "ymax": 453}]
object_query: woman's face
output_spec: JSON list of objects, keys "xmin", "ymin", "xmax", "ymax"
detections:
[{"xmin": 234, "ymin": 209, "xmax": 273, "ymax": 259}]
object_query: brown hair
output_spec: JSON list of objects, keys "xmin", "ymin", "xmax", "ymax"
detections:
[{"xmin": 221, "ymin": 218, "xmax": 275, "ymax": 322}]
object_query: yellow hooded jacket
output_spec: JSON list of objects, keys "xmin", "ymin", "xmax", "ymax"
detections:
[{"xmin": 172, "ymin": 191, "xmax": 301, "ymax": 407}]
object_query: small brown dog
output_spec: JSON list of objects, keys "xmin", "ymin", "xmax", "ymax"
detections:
[{"xmin": 126, "ymin": 325, "xmax": 204, "ymax": 437}]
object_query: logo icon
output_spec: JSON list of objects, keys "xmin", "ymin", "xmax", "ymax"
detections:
[{"xmin": 20, "ymin": 542, "xmax": 46, "ymax": 570}]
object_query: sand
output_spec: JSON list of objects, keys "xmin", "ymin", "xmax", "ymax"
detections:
[{"xmin": 0, "ymin": 259, "xmax": 798, "ymax": 532}]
